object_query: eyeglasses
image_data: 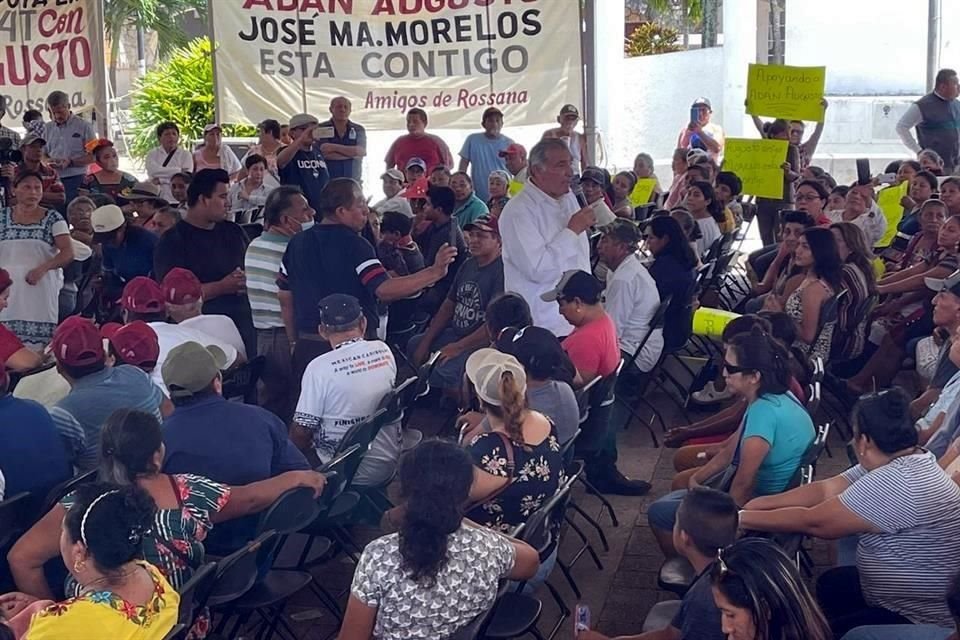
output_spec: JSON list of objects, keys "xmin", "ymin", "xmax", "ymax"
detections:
[
  {"xmin": 795, "ymin": 193, "xmax": 819, "ymax": 202},
  {"xmin": 722, "ymin": 360, "xmax": 754, "ymax": 376}
]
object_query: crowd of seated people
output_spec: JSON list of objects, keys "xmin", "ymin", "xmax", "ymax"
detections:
[{"xmin": 5, "ymin": 72, "xmax": 960, "ymax": 640}]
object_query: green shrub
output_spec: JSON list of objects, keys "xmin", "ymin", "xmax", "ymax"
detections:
[
  {"xmin": 128, "ymin": 38, "xmax": 255, "ymax": 160},
  {"xmin": 624, "ymin": 22, "xmax": 682, "ymax": 57}
]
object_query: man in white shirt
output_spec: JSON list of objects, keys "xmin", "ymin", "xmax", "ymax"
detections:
[
  {"xmin": 371, "ymin": 168, "xmax": 413, "ymax": 217},
  {"xmin": 119, "ymin": 276, "xmax": 241, "ymax": 395},
  {"xmin": 895, "ymin": 68, "xmax": 960, "ymax": 174},
  {"xmin": 291, "ymin": 294, "xmax": 400, "ymax": 486},
  {"xmin": 499, "ymin": 138, "xmax": 594, "ymax": 337},
  {"xmin": 161, "ymin": 267, "xmax": 247, "ymax": 358},
  {"xmin": 598, "ymin": 220, "xmax": 664, "ymax": 372}
]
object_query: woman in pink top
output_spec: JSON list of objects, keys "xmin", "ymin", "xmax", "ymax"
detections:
[{"xmin": 541, "ymin": 269, "xmax": 619, "ymax": 384}]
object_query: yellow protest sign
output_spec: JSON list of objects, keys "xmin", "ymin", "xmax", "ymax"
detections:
[
  {"xmin": 722, "ymin": 138, "xmax": 788, "ymax": 200},
  {"xmin": 628, "ymin": 178, "xmax": 658, "ymax": 207},
  {"xmin": 875, "ymin": 181, "xmax": 908, "ymax": 247},
  {"xmin": 746, "ymin": 64, "xmax": 826, "ymax": 122},
  {"xmin": 508, "ymin": 180, "xmax": 525, "ymax": 197}
]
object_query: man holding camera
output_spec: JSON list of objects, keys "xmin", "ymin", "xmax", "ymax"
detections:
[
  {"xmin": 0, "ymin": 97, "xmax": 21, "ymax": 147},
  {"xmin": 277, "ymin": 113, "xmax": 330, "ymax": 213},
  {"xmin": 0, "ymin": 133, "xmax": 65, "ymax": 209}
]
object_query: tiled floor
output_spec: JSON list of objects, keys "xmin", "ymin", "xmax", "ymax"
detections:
[{"xmin": 241, "ymin": 380, "xmax": 848, "ymax": 640}]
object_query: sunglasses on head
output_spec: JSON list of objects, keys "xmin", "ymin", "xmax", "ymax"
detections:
[
  {"xmin": 717, "ymin": 546, "xmax": 735, "ymax": 577},
  {"xmin": 722, "ymin": 360, "xmax": 754, "ymax": 376}
]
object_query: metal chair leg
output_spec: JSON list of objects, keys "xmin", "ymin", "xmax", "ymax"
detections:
[
  {"xmin": 556, "ymin": 558, "xmax": 582, "ymax": 598},
  {"xmin": 567, "ymin": 503, "xmax": 609, "ymax": 552},
  {"xmin": 575, "ymin": 474, "xmax": 620, "ymax": 527}
]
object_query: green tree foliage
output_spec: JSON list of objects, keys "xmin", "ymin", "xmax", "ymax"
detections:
[
  {"xmin": 104, "ymin": 0, "xmax": 206, "ymax": 60},
  {"xmin": 128, "ymin": 39, "xmax": 254, "ymax": 160},
  {"xmin": 624, "ymin": 22, "xmax": 682, "ymax": 57}
]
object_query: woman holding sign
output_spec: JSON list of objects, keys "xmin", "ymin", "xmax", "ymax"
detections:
[
  {"xmin": 750, "ymin": 99, "xmax": 829, "ymax": 170},
  {"xmin": 753, "ymin": 119, "xmax": 802, "ymax": 246}
]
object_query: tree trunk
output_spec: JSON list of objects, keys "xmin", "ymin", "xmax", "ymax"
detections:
[
  {"xmin": 770, "ymin": 0, "xmax": 785, "ymax": 64},
  {"xmin": 702, "ymin": 0, "xmax": 718, "ymax": 47}
]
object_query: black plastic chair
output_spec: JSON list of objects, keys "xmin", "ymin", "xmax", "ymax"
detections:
[
  {"xmin": 657, "ymin": 555, "xmax": 696, "ymax": 596},
  {"xmin": 175, "ymin": 561, "xmax": 217, "ymax": 630},
  {"xmin": 37, "ymin": 469, "xmax": 97, "ymax": 518},
  {"xmin": 217, "ymin": 488, "xmax": 324, "ymax": 640},
  {"xmin": 222, "ymin": 356, "xmax": 267, "ymax": 404},
  {"xmin": 555, "ymin": 462, "xmax": 606, "ymax": 600},
  {"xmin": 295, "ymin": 445, "xmax": 366, "ymax": 569},
  {"xmin": 572, "ymin": 361, "xmax": 622, "ymax": 531},
  {"xmin": 485, "ymin": 474, "xmax": 577, "ymax": 640},
  {"xmin": 0, "ymin": 493, "xmax": 32, "ymax": 551},
  {"xmin": 810, "ymin": 291, "xmax": 846, "ymax": 357},
  {"xmin": 241, "ymin": 222, "xmax": 264, "ymax": 241},
  {"xmin": 207, "ymin": 530, "xmax": 277, "ymax": 635},
  {"xmin": 617, "ymin": 297, "xmax": 672, "ymax": 445}
]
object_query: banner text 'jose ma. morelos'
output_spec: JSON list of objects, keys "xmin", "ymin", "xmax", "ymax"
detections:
[{"xmin": 213, "ymin": 0, "xmax": 584, "ymax": 128}]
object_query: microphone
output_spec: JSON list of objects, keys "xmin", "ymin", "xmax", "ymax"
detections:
[{"xmin": 572, "ymin": 183, "xmax": 588, "ymax": 208}]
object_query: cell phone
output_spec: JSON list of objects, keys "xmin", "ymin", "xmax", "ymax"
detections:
[
  {"xmin": 856, "ymin": 158, "xmax": 871, "ymax": 186},
  {"xmin": 313, "ymin": 126, "xmax": 335, "ymax": 140},
  {"xmin": 690, "ymin": 106, "xmax": 699, "ymax": 126},
  {"xmin": 876, "ymin": 172, "xmax": 897, "ymax": 185},
  {"xmin": 575, "ymin": 604, "xmax": 591, "ymax": 633}
]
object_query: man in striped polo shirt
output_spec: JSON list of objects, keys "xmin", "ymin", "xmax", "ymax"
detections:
[{"xmin": 244, "ymin": 186, "xmax": 316, "ymax": 419}]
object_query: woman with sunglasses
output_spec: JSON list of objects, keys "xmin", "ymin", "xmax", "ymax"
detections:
[
  {"xmin": 711, "ymin": 538, "xmax": 831, "ymax": 640},
  {"xmin": 740, "ymin": 389, "xmax": 960, "ymax": 636},
  {"xmin": 647, "ymin": 328, "xmax": 815, "ymax": 556}
]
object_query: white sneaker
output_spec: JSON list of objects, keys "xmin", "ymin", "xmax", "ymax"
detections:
[{"xmin": 691, "ymin": 382, "xmax": 734, "ymax": 404}]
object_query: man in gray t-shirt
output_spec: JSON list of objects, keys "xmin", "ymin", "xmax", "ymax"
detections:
[{"xmin": 409, "ymin": 217, "xmax": 504, "ymax": 391}]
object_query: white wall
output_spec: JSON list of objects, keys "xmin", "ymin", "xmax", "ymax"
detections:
[
  {"xmin": 603, "ymin": 46, "xmax": 725, "ymax": 172},
  {"xmin": 786, "ymin": 0, "xmax": 959, "ymax": 96}
]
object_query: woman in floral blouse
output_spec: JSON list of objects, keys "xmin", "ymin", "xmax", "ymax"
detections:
[
  {"xmin": 8, "ymin": 409, "xmax": 326, "ymax": 606},
  {"xmin": 463, "ymin": 348, "xmax": 564, "ymax": 533},
  {"xmin": 0, "ymin": 483, "xmax": 178, "ymax": 640}
]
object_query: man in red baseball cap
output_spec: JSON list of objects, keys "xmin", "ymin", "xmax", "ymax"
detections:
[
  {"xmin": 120, "ymin": 275, "xmax": 242, "ymax": 396},
  {"xmin": 162, "ymin": 267, "xmax": 246, "ymax": 357},
  {"xmin": 102, "ymin": 320, "xmax": 160, "ymax": 372},
  {"xmin": 50, "ymin": 315, "xmax": 168, "ymax": 470},
  {"xmin": 498, "ymin": 143, "xmax": 528, "ymax": 196}
]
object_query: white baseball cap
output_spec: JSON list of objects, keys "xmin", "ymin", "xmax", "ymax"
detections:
[
  {"xmin": 465, "ymin": 348, "xmax": 527, "ymax": 406},
  {"xmin": 91, "ymin": 205, "xmax": 125, "ymax": 233}
]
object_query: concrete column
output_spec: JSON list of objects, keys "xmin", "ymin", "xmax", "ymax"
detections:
[
  {"xmin": 721, "ymin": 0, "xmax": 759, "ymax": 138},
  {"xmin": 585, "ymin": 0, "xmax": 623, "ymax": 167}
]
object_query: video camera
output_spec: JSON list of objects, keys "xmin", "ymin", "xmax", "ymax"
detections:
[
  {"xmin": 0, "ymin": 137, "xmax": 22, "ymax": 207},
  {"xmin": 0, "ymin": 137, "xmax": 22, "ymax": 165}
]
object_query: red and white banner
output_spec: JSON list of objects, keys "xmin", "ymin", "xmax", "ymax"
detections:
[
  {"xmin": 210, "ymin": 0, "xmax": 584, "ymax": 129},
  {"xmin": 0, "ymin": 0, "xmax": 105, "ymax": 120}
]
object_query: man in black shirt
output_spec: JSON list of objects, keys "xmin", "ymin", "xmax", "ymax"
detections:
[
  {"xmin": 277, "ymin": 113, "xmax": 330, "ymax": 213},
  {"xmin": 415, "ymin": 184, "xmax": 468, "ymax": 313},
  {"xmin": 278, "ymin": 178, "xmax": 457, "ymax": 380},
  {"xmin": 154, "ymin": 168, "xmax": 256, "ymax": 356}
]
